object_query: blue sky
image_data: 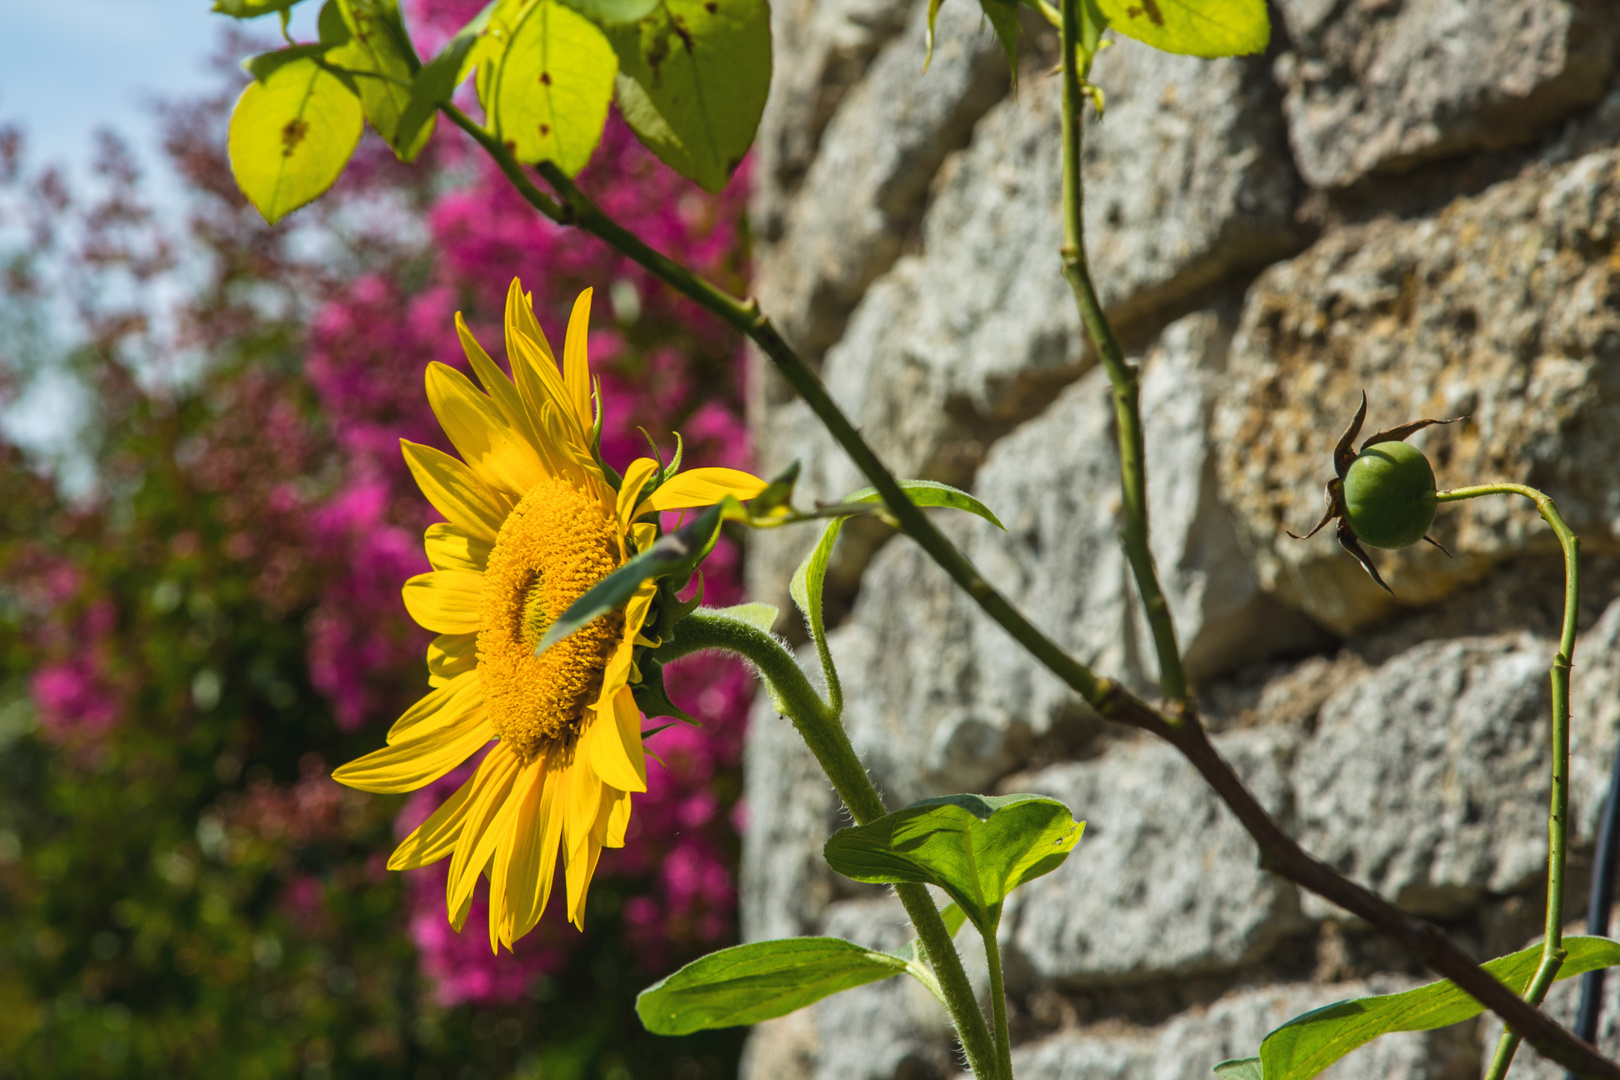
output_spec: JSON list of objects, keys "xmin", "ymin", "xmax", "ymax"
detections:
[{"xmin": 0, "ymin": 0, "xmax": 319, "ymax": 204}]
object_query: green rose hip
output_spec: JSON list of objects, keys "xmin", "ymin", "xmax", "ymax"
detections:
[
  {"xmin": 1288, "ymin": 392, "xmax": 1464, "ymax": 593},
  {"xmin": 1343, "ymin": 441, "xmax": 1438, "ymax": 550}
]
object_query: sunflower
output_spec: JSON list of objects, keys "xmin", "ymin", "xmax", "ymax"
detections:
[{"xmin": 334, "ymin": 279, "xmax": 766, "ymax": 951}]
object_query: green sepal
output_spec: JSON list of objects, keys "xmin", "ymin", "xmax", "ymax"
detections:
[
  {"xmin": 636, "ymin": 937, "xmax": 909, "ymax": 1035},
  {"xmin": 1231, "ymin": 936, "xmax": 1620, "ymax": 1080},
  {"xmin": 823, "ymin": 793, "xmax": 1083, "ymax": 935},
  {"xmin": 630, "ymin": 657, "xmax": 697, "ymax": 725},
  {"xmin": 537, "ymin": 498, "xmax": 732, "ymax": 655},
  {"xmin": 978, "ymin": 0, "xmax": 1021, "ymax": 79},
  {"xmin": 746, "ymin": 460, "xmax": 800, "ymax": 523}
]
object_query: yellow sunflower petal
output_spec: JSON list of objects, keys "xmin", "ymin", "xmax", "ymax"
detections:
[
  {"xmin": 388, "ymin": 765, "xmax": 481, "ymax": 870},
  {"xmin": 505, "ymin": 281, "xmax": 587, "ymax": 456},
  {"xmin": 388, "ymin": 669, "xmax": 481, "ymax": 743},
  {"xmin": 402, "ymin": 570, "xmax": 484, "ymax": 635},
  {"xmin": 457, "ymin": 311, "xmax": 546, "ymax": 453},
  {"xmin": 402, "ymin": 440, "xmax": 513, "ymax": 542},
  {"xmin": 332, "ymin": 709, "xmax": 492, "ymax": 794},
  {"xmin": 634, "ymin": 467, "xmax": 769, "ymax": 517},
  {"xmin": 562, "ymin": 288, "xmax": 594, "ymax": 433},
  {"xmin": 605, "ymin": 785, "xmax": 632, "ymax": 847},
  {"xmin": 561, "ymin": 754, "xmax": 603, "ymax": 861},
  {"xmin": 615, "ymin": 457, "xmax": 660, "ymax": 532},
  {"xmin": 493, "ymin": 758, "xmax": 564, "ymax": 949},
  {"xmin": 584, "ymin": 685, "xmax": 647, "ymax": 793},
  {"xmin": 507, "ymin": 279, "xmax": 557, "ymax": 364},
  {"xmin": 426, "ymin": 362, "xmax": 548, "ymax": 498},
  {"xmin": 563, "ymin": 767, "xmax": 610, "ymax": 928},
  {"xmin": 447, "ymin": 743, "xmax": 524, "ymax": 917},
  {"xmin": 426, "ymin": 633, "xmax": 478, "ymax": 683},
  {"xmin": 425, "ymin": 522, "xmax": 493, "ymax": 573}
]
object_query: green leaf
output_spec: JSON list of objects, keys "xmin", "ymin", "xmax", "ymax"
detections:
[
  {"xmin": 328, "ymin": 0, "xmax": 435, "ymax": 160},
  {"xmin": 228, "ymin": 56, "xmax": 364, "ymax": 225},
  {"xmin": 494, "ymin": 0, "xmax": 618, "ymax": 177},
  {"xmin": 607, "ymin": 0, "xmax": 771, "ymax": 192},
  {"xmin": 213, "ymin": 0, "xmax": 306, "ymax": 16},
  {"xmin": 977, "ymin": 0, "xmax": 1020, "ymax": 76},
  {"xmin": 701, "ymin": 602, "xmax": 780, "ymax": 635},
  {"xmin": 1094, "ymin": 0, "xmax": 1269, "ymax": 57},
  {"xmin": 395, "ymin": 2, "xmax": 497, "ymax": 153},
  {"xmin": 1212, "ymin": 1059, "xmax": 1263, "ymax": 1080},
  {"xmin": 563, "ymin": 0, "xmax": 662, "ymax": 23},
  {"xmin": 242, "ymin": 44, "xmax": 330, "ymax": 84},
  {"xmin": 789, "ymin": 479, "xmax": 1003, "ymax": 695},
  {"xmin": 636, "ymin": 937, "xmax": 908, "ymax": 1035},
  {"xmin": 537, "ymin": 499, "xmax": 729, "ymax": 655},
  {"xmin": 823, "ymin": 793, "xmax": 1084, "ymax": 935},
  {"xmin": 1250, "ymin": 936, "xmax": 1620, "ymax": 1080}
]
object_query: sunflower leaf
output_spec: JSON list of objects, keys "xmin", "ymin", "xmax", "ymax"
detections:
[
  {"xmin": 1211, "ymin": 1060, "xmax": 1263, "ymax": 1080},
  {"xmin": 789, "ymin": 480, "xmax": 1003, "ymax": 707},
  {"xmin": 396, "ymin": 0, "xmax": 496, "ymax": 151},
  {"xmin": 636, "ymin": 937, "xmax": 908, "ymax": 1035},
  {"xmin": 1240, "ymin": 936, "xmax": 1620, "ymax": 1080},
  {"xmin": 630, "ymin": 657, "xmax": 697, "ymax": 724},
  {"xmin": 823, "ymin": 793, "xmax": 1083, "ymax": 935},
  {"xmin": 537, "ymin": 500, "xmax": 727, "ymax": 656}
]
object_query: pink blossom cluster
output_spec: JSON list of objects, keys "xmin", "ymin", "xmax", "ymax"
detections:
[
  {"xmin": 29, "ymin": 594, "xmax": 122, "ymax": 741},
  {"xmin": 299, "ymin": 0, "xmax": 758, "ymax": 1002}
]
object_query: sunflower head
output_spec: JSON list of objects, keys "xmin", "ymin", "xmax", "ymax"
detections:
[{"xmin": 333, "ymin": 280, "xmax": 766, "ymax": 950}]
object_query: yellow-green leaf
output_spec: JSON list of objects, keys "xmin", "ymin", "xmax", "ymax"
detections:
[
  {"xmin": 493, "ymin": 0, "xmax": 618, "ymax": 176},
  {"xmin": 608, "ymin": 0, "xmax": 770, "ymax": 193},
  {"xmin": 228, "ymin": 56, "xmax": 364, "ymax": 225},
  {"xmin": 214, "ymin": 0, "xmax": 305, "ymax": 16},
  {"xmin": 329, "ymin": 0, "xmax": 435, "ymax": 161},
  {"xmin": 1094, "ymin": 0, "xmax": 1268, "ymax": 57}
]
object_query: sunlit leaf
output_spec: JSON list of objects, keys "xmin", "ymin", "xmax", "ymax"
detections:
[
  {"xmin": 396, "ymin": 1, "xmax": 498, "ymax": 152},
  {"xmin": 228, "ymin": 56, "xmax": 364, "ymax": 224},
  {"xmin": 213, "ymin": 0, "xmax": 306, "ymax": 16},
  {"xmin": 637, "ymin": 937, "xmax": 908, "ymax": 1035},
  {"xmin": 823, "ymin": 793, "xmax": 1083, "ymax": 934},
  {"xmin": 1094, "ymin": 0, "xmax": 1268, "ymax": 57},
  {"xmin": 493, "ymin": 0, "xmax": 618, "ymax": 177},
  {"xmin": 608, "ymin": 0, "xmax": 770, "ymax": 192},
  {"xmin": 1211, "ymin": 1059, "xmax": 1263, "ymax": 1080},
  {"xmin": 329, "ymin": 0, "xmax": 435, "ymax": 160},
  {"xmin": 564, "ymin": 0, "xmax": 662, "ymax": 23},
  {"xmin": 1235, "ymin": 936, "xmax": 1620, "ymax": 1080}
]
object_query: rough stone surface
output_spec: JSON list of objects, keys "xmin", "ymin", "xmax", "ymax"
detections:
[
  {"xmin": 1007, "ymin": 978, "xmax": 1465, "ymax": 1080},
  {"xmin": 1003, "ymin": 729, "xmax": 1305, "ymax": 985},
  {"xmin": 752, "ymin": 0, "xmax": 1008, "ymax": 363},
  {"xmin": 1293, "ymin": 633, "xmax": 1557, "ymax": 918},
  {"xmin": 738, "ymin": 4, "xmax": 1620, "ymax": 1077},
  {"xmin": 1216, "ymin": 148, "xmax": 1620, "ymax": 634},
  {"xmin": 1274, "ymin": 0, "xmax": 1617, "ymax": 189}
]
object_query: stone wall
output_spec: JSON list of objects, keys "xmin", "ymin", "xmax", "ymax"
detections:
[{"xmin": 739, "ymin": 1, "xmax": 1620, "ymax": 1077}]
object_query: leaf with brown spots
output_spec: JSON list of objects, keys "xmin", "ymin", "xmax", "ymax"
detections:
[
  {"xmin": 607, "ymin": 0, "xmax": 770, "ymax": 193},
  {"xmin": 492, "ymin": 0, "xmax": 618, "ymax": 177},
  {"xmin": 1094, "ymin": 0, "xmax": 1268, "ymax": 57},
  {"xmin": 227, "ymin": 55, "xmax": 363, "ymax": 224}
]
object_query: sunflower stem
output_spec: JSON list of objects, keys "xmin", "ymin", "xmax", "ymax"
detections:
[
  {"xmin": 441, "ymin": 101, "xmax": 1620, "ymax": 1080},
  {"xmin": 1437, "ymin": 485, "xmax": 1578, "ymax": 1080},
  {"xmin": 656, "ymin": 611, "xmax": 1002, "ymax": 1079},
  {"xmin": 1057, "ymin": 0, "xmax": 1188, "ymax": 713}
]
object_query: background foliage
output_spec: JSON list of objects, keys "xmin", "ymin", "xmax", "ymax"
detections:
[{"xmin": 0, "ymin": 4, "xmax": 754, "ymax": 1077}]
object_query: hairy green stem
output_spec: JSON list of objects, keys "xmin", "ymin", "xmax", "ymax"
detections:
[
  {"xmin": 1057, "ymin": 0, "xmax": 1187, "ymax": 710},
  {"xmin": 984, "ymin": 927, "xmax": 1014, "ymax": 1080},
  {"xmin": 1439, "ymin": 485, "xmax": 1579, "ymax": 1079},
  {"xmin": 441, "ymin": 101, "xmax": 1620, "ymax": 1080},
  {"xmin": 656, "ymin": 612, "xmax": 1000, "ymax": 1079}
]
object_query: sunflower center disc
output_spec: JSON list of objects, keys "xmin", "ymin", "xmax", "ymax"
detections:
[{"xmin": 478, "ymin": 477, "xmax": 623, "ymax": 761}]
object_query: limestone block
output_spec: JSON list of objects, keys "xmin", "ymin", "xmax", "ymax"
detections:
[
  {"xmin": 1294, "ymin": 634, "xmax": 1556, "ymax": 918},
  {"xmin": 1274, "ymin": 0, "xmax": 1617, "ymax": 189},
  {"xmin": 751, "ymin": 0, "xmax": 917, "ymax": 242},
  {"xmin": 1003, "ymin": 728, "xmax": 1304, "ymax": 985},
  {"xmin": 1008, "ymin": 977, "xmax": 1457, "ymax": 1080},
  {"xmin": 1215, "ymin": 149, "xmax": 1620, "ymax": 634},
  {"xmin": 739, "ymin": 689, "xmax": 843, "ymax": 943},
  {"xmin": 753, "ymin": 0, "xmax": 1008, "ymax": 361}
]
